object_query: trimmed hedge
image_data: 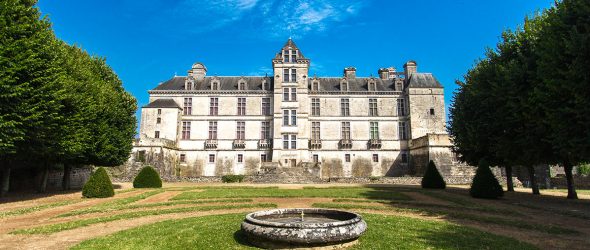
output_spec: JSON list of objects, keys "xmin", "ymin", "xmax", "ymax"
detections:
[
  {"xmin": 133, "ymin": 166, "xmax": 162, "ymax": 188},
  {"xmin": 222, "ymin": 175, "xmax": 245, "ymax": 183},
  {"xmin": 470, "ymin": 159, "xmax": 504, "ymax": 199},
  {"xmin": 421, "ymin": 160, "xmax": 446, "ymax": 189},
  {"xmin": 82, "ymin": 167, "xmax": 114, "ymax": 198}
]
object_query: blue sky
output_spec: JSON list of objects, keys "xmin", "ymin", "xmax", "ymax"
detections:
[{"xmin": 37, "ymin": 0, "xmax": 554, "ymax": 128}]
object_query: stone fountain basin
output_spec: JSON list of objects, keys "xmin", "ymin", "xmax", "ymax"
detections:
[{"xmin": 241, "ymin": 208, "xmax": 367, "ymax": 248}]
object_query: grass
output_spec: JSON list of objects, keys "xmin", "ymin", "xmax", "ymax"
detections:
[
  {"xmin": 172, "ymin": 187, "xmax": 411, "ymax": 200},
  {"xmin": 312, "ymin": 203, "xmax": 578, "ymax": 235},
  {"xmin": 544, "ymin": 189, "xmax": 590, "ymax": 195},
  {"xmin": 0, "ymin": 200, "xmax": 81, "ymax": 218},
  {"xmin": 57, "ymin": 189, "xmax": 165, "ymax": 217},
  {"xmin": 72, "ymin": 213, "xmax": 537, "ymax": 250},
  {"xmin": 12, "ymin": 203, "xmax": 277, "ymax": 235}
]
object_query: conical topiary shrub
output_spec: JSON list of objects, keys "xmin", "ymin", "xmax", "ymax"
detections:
[
  {"xmin": 82, "ymin": 167, "xmax": 114, "ymax": 198},
  {"xmin": 133, "ymin": 165, "xmax": 162, "ymax": 188},
  {"xmin": 421, "ymin": 160, "xmax": 446, "ymax": 189},
  {"xmin": 470, "ymin": 159, "xmax": 504, "ymax": 199}
]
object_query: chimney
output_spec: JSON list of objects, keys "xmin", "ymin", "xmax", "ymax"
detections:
[
  {"xmin": 378, "ymin": 67, "xmax": 396, "ymax": 80},
  {"xmin": 403, "ymin": 61, "xmax": 417, "ymax": 78},
  {"xmin": 343, "ymin": 67, "xmax": 356, "ymax": 79},
  {"xmin": 188, "ymin": 62, "xmax": 207, "ymax": 81}
]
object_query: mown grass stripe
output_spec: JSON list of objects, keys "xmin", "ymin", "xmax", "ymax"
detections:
[
  {"xmin": 13, "ymin": 203, "xmax": 277, "ymax": 235},
  {"xmin": 172, "ymin": 187, "xmax": 411, "ymax": 200},
  {"xmin": 57, "ymin": 189, "xmax": 166, "ymax": 218},
  {"xmin": 0, "ymin": 200, "xmax": 81, "ymax": 219}
]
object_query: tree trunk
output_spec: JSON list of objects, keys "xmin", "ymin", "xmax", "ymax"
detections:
[
  {"xmin": 505, "ymin": 165, "xmax": 514, "ymax": 192},
  {"xmin": 36, "ymin": 164, "xmax": 49, "ymax": 193},
  {"xmin": 62, "ymin": 164, "xmax": 72, "ymax": 191},
  {"xmin": 563, "ymin": 162, "xmax": 578, "ymax": 199},
  {"xmin": 0, "ymin": 167, "xmax": 10, "ymax": 197},
  {"xmin": 527, "ymin": 165, "xmax": 540, "ymax": 195}
]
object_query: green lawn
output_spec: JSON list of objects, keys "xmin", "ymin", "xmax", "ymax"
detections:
[
  {"xmin": 72, "ymin": 213, "xmax": 537, "ymax": 250},
  {"xmin": 172, "ymin": 187, "xmax": 411, "ymax": 200}
]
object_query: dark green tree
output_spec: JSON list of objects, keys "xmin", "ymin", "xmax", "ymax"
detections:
[
  {"xmin": 421, "ymin": 160, "xmax": 446, "ymax": 189},
  {"xmin": 534, "ymin": 0, "xmax": 590, "ymax": 199},
  {"xmin": 470, "ymin": 159, "xmax": 504, "ymax": 199}
]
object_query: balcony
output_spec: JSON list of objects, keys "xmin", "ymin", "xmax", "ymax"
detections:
[
  {"xmin": 204, "ymin": 139, "xmax": 218, "ymax": 149},
  {"xmin": 258, "ymin": 139, "xmax": 272, "ymax": 149},
  {"xmin": 309, "ymin": 139, "xmax": 322, "ymax": 149},
  {"xmin": 233, "ymin": 140, "xmax": 246, "ymax": 149},
  {"xmin": 338, "ymin": 139, "xmax": 353, "ymax": 149},
  {"xmin": 367, "ymin": 139, "xmax": 382, "ymax": 149}
]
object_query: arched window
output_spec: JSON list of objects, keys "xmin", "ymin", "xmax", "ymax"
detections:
[
  {"xmin": 340, "ymin": 80, "xmax": 348, "ymax": 92},
  {"xmin": 368, "ymin": 80, "xmax": 376, "ymax": 91}
]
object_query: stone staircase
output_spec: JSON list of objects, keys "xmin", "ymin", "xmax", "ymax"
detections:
[{"xmin": 248, "ymin": 162, "xmax": 325, "ymax": 184}]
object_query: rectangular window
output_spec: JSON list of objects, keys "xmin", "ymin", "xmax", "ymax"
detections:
[
  {"xmin": 291, "ymin": 50, "xmax": 297, "ymax": 62},
  {"xmin": 261, "ymin": 154, "xmax": 267, "ymax": 162},
  {"xmin": 283, "ymin": 110, "xmax": 297, "ymax": 126},
  {"xmin": 369, "ymin": 99, "xmax": 378, "ymax": 116},
  {"xmin": 341, "ymin": 122, "xmax": 351, "ymax": 140},
  {"xmin": 261, "ymin": 121, "xmax": 270, "ymax": 140},
  {"xmin": 401, "ymin": 152, "xmax": 408, "ymax": 163},
  {"xmin": 284, "ymin": 50, "xmax": 297, "ymax": 62},
  {"xmin": 290, "ymin": 87, "xmax": 297, "ymax": 101},
  {"xmin": 283, "ymin": 69, "xmax": 289, "ymax": 82},
  {"xmin": 208, "ymin": 121, "xmax": 217, "ymax": 140},
  {"xmin": 209, "ymin": 154, "xmax": 215, "ymax": 163},
  {"xmin": 291, "ymin": 69, "xmax": 296, "ymax": 83},
  {"xmin": 183, "ymin": 98, "xmax": 192, "ymax": 115},
  {"xmin": 156, "ymin": 117, "xmax": 161, "ymax": 124},
  {"xmin": 290, "ymin": 134, "xmax": 297, "ymax": 149},
  {"xmin": 237, "ymin": 154, "xmax": 243, "ymax": 163},
  {"xmin": 313, "ymin": 154, "xmax": 319, "ymax": 163},
  {"xmin": 345, "ymin": 154, "xmax": 351, "ymax": 163},
  {"xmin": 157, "ymin": 109, "xmax": 161, "ymax": 115},
  {"xmin": 236, "ymin": 121, "xmax": 245, "ymax": 140},
  {"xmin": 237, "ymin": 97, "xmax": 246, "ymax": 116},
  {"xmin": 262, "ymin": 98, "xmax": 271, "ymax": 115},
  {"xmin": 397, "ymin": 98, "xmax": 405, "ymax": 116},
  {"xmin": 283, "ymin": 134, "xmax": 289, "ymax": 149},
  {"xmin": 210, "ymin": 97, "xmax": 218, "ymax": 116},
  {"xmin": 283, "ymin": 87, "xmax": 289, "ymax": 101},
  {"xmin": 373, "ymin": 154, "xmax": 379, "ymax": 162},
  {"xmin": 341, "ymin": 98, "xmax": 350, "ymax": 116},
  {"xmin": 429, "ymin": 108, "xmax": 435, "ymax": 116},
  {"xmin": 370, "ymin": 122, "xmax": 379, "ymax": 140},
  {"xmin": 399, "ymin": 121, "xmax": 407, "ymax": 140},
  {"xmin": 311, "ymin": 122, "xmax": 320, "ymax": 140},
  {"xmin": 283, "ymin": 51, "xmax": 289, "ymax": 63},
  {"xmin": 154, "ymin": 131, "xmax": 160, "ymax": 138},
  {"xmin": 311, "ymin": 98, "xmax": 320, "ymax": 116},
  {"xmin": 180, "ymin": 154, "xmax": 186, "ymax": 163},
  {"xmin": 182, "ymin": 121, "xmax": 191, "ymax": 140}
]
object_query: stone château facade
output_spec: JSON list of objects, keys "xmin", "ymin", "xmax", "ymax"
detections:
[{"xmin": 131, "ymin": 39, "xmax": 460, "ymax": 179}]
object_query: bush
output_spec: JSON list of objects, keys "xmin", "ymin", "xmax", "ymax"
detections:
[
  {"xmin": 82, "ymin": 167, "xmax": 114, "ymax": 198},
  {"xmin": 222, "ymin": 175, "xmax": 245, "ymax": 183},
  {"xmin": 133, "ymin": 166, "xmax": 162, "ymax": 188},
  {"xmin": 470, "ymin": 159, "xmax": 504, "ymax": 199},
  {"xmin": 421, "ymin": 160, "xmax": 446, "ymax": 189},
  {"xmin": 577, "ymin": 163, "xmax": 590, "ymax": 177}
]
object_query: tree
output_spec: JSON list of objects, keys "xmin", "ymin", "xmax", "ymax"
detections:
[
  {"xmin": 133, "ymin": 166, "xmax": 162, "ymax": 188},
  {"xmin": 421, "ymin": 160, "xmax": 446, "ymax": 189},
  {"xmin": 470, "ymin": 159, "xmax": 504, "ymax": 199},
  {"xmin": 534, "ymin": 0, "xmax": 590, "ymax": 199},
  {"xmin": 82, "ymin": 167, "xmax": 114, "ymax": 198}
]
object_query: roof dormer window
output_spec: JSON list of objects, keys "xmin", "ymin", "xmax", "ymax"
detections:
[
  {"xmin": 185, "ymin": 81, "xmax": 192, "ymax": 90},
  {"xmin": 211, "ymin": 79, "xmax": 220, "ymax": 91},
  {"xmin": 238, "ymin": 79, "xmax": 247, "ymax": 90},
  {"xmin": 368, "ymin": 79, "xmax": 377, "ymax": 91},
  {"xmin": 261, "ymin": 79, "xmax": 267, "ymax": 90},
  {"xmin": 311, "ymin": 80, "xmax": 319, "ymax": 92},
  {"xmin": 340, "ymin": 80, "xmax": 349, "ymax": 92},
  {"xmin": 283, "ymin": 49, "xmax": 297, "ymax": 63}
]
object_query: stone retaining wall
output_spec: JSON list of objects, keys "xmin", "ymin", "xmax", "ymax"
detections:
[{"xmin": 551, "ymin": 176, "xmax": 590, "ymax": 189}]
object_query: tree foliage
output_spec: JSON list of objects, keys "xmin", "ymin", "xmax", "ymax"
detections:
[
  {"xmin": 133, "ymin": 166, "xmax": 162, "ymax": 188},
  {"xmin": 82, "ymin": 167, "xmax": 114, "ymax": 198},
  {"xmin": 421, "ymin": 160, "xmax": 446, "ymax": 189},
  {"xmin": 0, "ymin": 0, "xmax": 136, "ymax": 196},
  {"xmin": 449, "ymin": 0, "xmax": 589, "ymax": 199},
  {"xmin": 470, "ymin": 159, "xmax": 504, "ymax": 199}
]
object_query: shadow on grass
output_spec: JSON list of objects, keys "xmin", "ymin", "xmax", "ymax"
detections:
[
  {"xmin": 0, "ymin": 189, "xmax": 81, "ymax": 204},
  {"xmin": 233, "ymin": 230, "xmax": 257, "ymax": 248}
]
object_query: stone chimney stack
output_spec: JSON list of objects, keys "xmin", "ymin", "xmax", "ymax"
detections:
[
  {"xmin": 343, "ymin": 67, "xmax": 356, "ymax": 79},
  {"xmin": 378, "ymin": 67, "xmax": 396, "ymax": 80},
  {"xmin": 403, "ymin": 61, "xmax": 417, "ymax": 78},
  {"xmin": 188, "ymin": 62, "xmax": 207, "ymax": 81}
]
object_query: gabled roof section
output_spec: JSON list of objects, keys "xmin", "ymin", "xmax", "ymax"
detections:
[
  {"xmin": 143, "ymin": 99, "xmax": 181, "ymax": 109},
  {"xmin": 152, "ymin": 76, "xmax": 274, "ymax": 91},
  {"xmin": 274, "ymin": 38, "xmax": 306, "ymax": 59},
  {"xmin": 407, "ymin": 73, "xmax": 443, "ymax": 88}
]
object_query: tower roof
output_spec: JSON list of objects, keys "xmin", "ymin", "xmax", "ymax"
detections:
[{"xmin": 275, "ymin": 38, "xmax": 306, "ymax": 59}]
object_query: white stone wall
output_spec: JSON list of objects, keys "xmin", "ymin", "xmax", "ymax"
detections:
[
  {"xmin": 407, "ymin": 88, "xmax": 446, "ymax": 139},
  {"xmin": 139, "ymin": 107, "xmax": 181, "ymax": 141}
]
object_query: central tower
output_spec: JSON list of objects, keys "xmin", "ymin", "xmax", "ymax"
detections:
[{"xmin": 271, "ymin": 39, "xmax": 311, "ymax": 167}]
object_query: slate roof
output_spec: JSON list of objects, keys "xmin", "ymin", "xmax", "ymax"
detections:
[
  {"xmin": 153, "ymin": 76, "xmax": 273, "ymax": 91},
  {"xmin": 407, "ymin": 73, "xmax": 443, "ymax": 88},
  {"xmin": 309, "ymin": 77, "xmax": 398, "ymax": 91},
  {"xmin": 143, "ymin": 99, "xmax": 181, "ymax": 109}
]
